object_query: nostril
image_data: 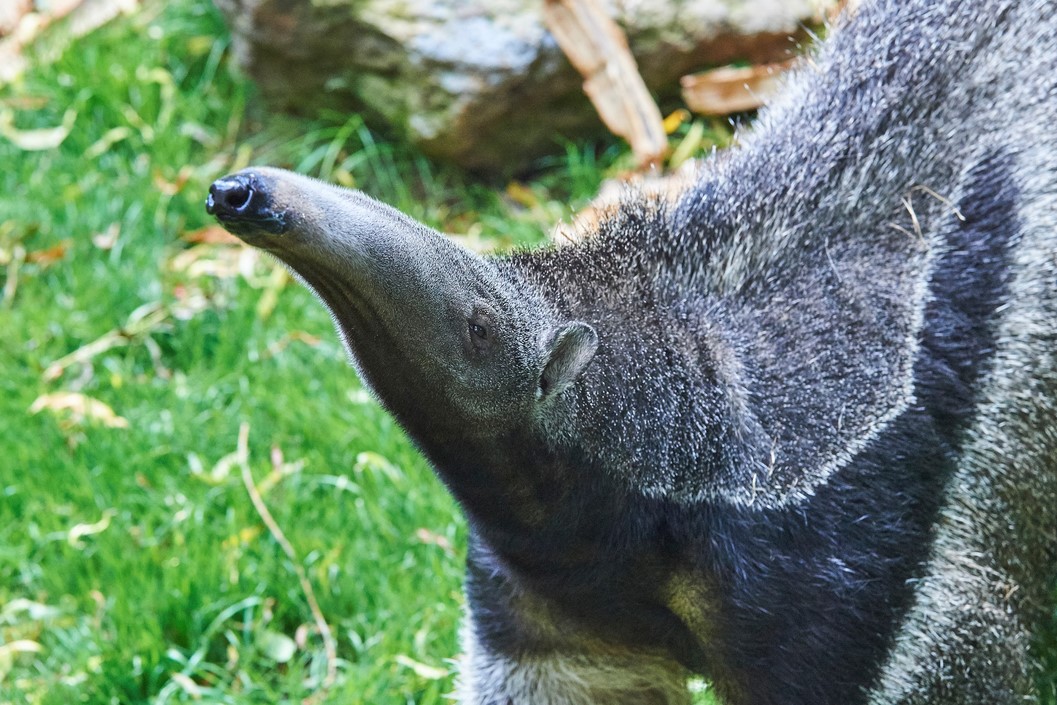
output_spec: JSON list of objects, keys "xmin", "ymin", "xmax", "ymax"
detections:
[
  {"xmin": 207, "ymin": 177, "xmax": 256, "ymax": 216},
  {"xmin": 227, "ymin": 183, "xmax": 253, "ymax": 211}
]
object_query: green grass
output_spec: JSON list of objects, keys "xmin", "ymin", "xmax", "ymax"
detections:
[
  {"xmin": 0, "ymin": 2, "xmax": 727, "ymax": 703},
  {"xmin": 0, "ymin": 4, "xmax": 464, "ymax": 702}
]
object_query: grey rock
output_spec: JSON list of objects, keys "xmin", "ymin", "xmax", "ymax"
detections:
[{"xmin": 213, "ymin": 0, "xmax": 820, "ymax": 172}]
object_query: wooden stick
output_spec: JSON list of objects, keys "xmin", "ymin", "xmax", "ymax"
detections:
[
  {"xmin": 543, "ymin": 0, "xmax": 666, "ymax": 168},
  {"xmin": 681, "ymin": 60, "xmax": 796, "ymax": 116}
]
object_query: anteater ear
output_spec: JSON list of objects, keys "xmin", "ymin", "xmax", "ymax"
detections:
[{"xmin": 539, "ymin": 322, "xmax": 598, "ymax": 399}]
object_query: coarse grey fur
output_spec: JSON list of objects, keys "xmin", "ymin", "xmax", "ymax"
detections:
[{"xmin": 206, "ymin": 0, "xmax": 1057, "ymax": 703}]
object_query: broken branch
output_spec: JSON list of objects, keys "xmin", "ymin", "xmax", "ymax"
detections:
[
  {"xmin": 543, "ymin": 0, "xmax": 666, "ymax": 168},
  {"xmin": 681, "ymin": 60, "xmax": 796, "ymax": 116}
]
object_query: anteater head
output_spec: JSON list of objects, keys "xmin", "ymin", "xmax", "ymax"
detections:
[{"xmin": 207, "ymin": 168, "xmax": 598, "ymax": 465}]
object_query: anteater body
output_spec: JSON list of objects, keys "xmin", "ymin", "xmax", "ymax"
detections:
[{"xmin": 206, "ymin": 0, "xmax": 1057, "ymax": 702}]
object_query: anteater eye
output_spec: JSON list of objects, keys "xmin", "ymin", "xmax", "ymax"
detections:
[{"xmin": 470, "ymin": 322, "xmax": 488, "ymax": 340}]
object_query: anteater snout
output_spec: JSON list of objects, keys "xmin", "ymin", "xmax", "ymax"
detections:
[
  {"xmin": 206, "ymin": 172, "xmax": 287, "ymax": 234},
  {"xmin": 206, "ymin": 175, "xmax": 259, "ymax": 219}
]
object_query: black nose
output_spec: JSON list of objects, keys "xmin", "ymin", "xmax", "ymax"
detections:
[{"xmin": 206, "ymin": 175, "xmax": 256, "ymax": 218}]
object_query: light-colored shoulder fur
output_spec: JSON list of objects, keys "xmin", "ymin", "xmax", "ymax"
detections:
[{"xmin": 453, "ymin": 610, "xmax": 693, "ymax": 705}]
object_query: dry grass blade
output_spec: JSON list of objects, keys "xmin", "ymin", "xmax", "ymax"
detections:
[
  {"xmin": 0, "ymin": 107, "xmax": 77, "ymax": 150},
  {"xmin": 3, "ymin": 242, "xmax": 25, "ymax": 306},
  {"xmin": 542, "ymin": 0, "xmax": 666, "ymax": 169},
  {"xmin": 0, "ymin": 0, "xmax": 141, "ymax": 85},
  {"xmin": 29, "ymin": 391, "xmax": 129, "ymax": 428},
  {"xmin": 235, "ymin": 423, "xmax": 338, "ymax": 702},
  {"xmin": 181, "ymin": 224, "xmax": 244, "ymax": 246},
  {"xmin": 0, "ymin": 1, "xmax": 33, "ymax": 38},
  {"xmin": 43, "ymin": 301, "xmax": 169, "ymax": 381}
]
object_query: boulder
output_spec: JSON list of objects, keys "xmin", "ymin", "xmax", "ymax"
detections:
[{"xmin": 214, "ymin": 0, "xmax": 822, "ymax": 173}]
